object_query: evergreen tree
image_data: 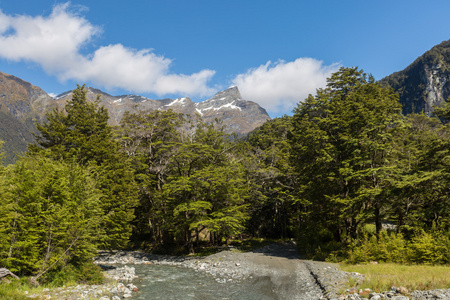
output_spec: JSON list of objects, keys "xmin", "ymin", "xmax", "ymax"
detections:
[
  {"xmin": 0, "ymin": 155, "xmax": 102, "ymax": 278},
  {"xmin": 118, "ymin": 113, "xmax": 249, "ymax": 252},
  {"xmin": 30, "ymin": 85, "xmax": 111, "ymax": 164},
  {"xmin": 118, "ymin": 110, "xmax": 187, "ymax": 244},
  {"xmin": 290, "ymin": 67, "xmax": 402, "ymax": 245},
  {"xmin": 160, "ymin": 121, "xmax": 249, "ymax": 252},
  {"xmin": 29, "ymin": 85, "xmax": 138, "ymax": 249},
  {"xmin": 389, "ymin": 114, "xmax": 447, "ymax": 229},
  {"xmin": 434, "ymin": 98, "xmax": 450, "ymax": 123},
  {"xmin": 246, "ymin": 116, "xmax": 297, "ymax": 238}
]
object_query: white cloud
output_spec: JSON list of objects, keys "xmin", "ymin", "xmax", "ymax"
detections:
[
  {"xmin": 232, "ymin": 58, "xmax": 341, "ymax": 115},
  {"xmin": 0, "ymin": 3, "xmax": 215, "ymax": 96}
]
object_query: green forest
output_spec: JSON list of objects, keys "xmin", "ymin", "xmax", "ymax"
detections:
[{"xmin": 0, "ymin": 67, "xmax": 449, "ymax": 285}]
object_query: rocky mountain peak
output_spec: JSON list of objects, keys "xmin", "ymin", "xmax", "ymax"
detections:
[
  {"xmin": 381, "ymin": 39, "xmax": 450, "ymax": 115},
  {"xmin": 210, "ymin": 86, "xmax": 241, "ymax": 101}
]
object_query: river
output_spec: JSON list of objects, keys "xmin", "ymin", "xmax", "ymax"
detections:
[{"xmin": 131, "ymin": 264, "xmax": 278, "ymax": 300}]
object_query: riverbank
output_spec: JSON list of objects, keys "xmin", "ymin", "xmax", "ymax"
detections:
[{"xmin": 19, "ymin": 266, "xmax": 140, "ymax": 299}]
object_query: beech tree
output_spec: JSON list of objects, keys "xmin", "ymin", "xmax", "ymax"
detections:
[
  {"xmin": 118, "ymin": 113, "xmax": 249, "ymax": 252},
  {"xmin": 160, "ymin": 121, "xmax": 249, "ymax": 252},
  {"xmin": 246, "ymin": 116, "xmax": 297, "ymax": 238},
  {"xmin": 118, "ymin": 110, "xmax": 187, "ymax": 244},
  {"xmin": 290, "ymin": 67, "xmax": 402, "ymax": 244}
]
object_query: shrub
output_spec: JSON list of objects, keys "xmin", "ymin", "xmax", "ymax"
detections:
[
  {"xmin": 346, "ymin": 229, "xmax": 449, "ymax": 264},
  {"xmin": 42, "ymin": 262, "xmax": 104, "ymax": 287}
]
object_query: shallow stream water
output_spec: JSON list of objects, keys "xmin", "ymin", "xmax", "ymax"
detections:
[{"xmin": 131, "ymin": 264, "xmax": 278, "ymax": 300}]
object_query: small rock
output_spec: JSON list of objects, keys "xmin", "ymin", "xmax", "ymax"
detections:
[{"xmin": 397, "ymin": 286, "xmax": 408, "ymax": 295}]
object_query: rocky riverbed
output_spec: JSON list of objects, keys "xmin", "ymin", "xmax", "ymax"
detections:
[
  {"xmin": 94, "ymin": 242, "xmax": 362, "ymax": 299},
  {"xmin": 27, "ymin": 242, "xmax": 450, "ymax": 299}
]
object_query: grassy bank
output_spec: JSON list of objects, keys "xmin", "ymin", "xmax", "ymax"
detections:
[
  {"xmin": 0, "ymin": 278, "xmax": 38, "ymax": 300},
  {"xmin": 340, "ymin": 263, "xmax": 450, "ymax": 292}
]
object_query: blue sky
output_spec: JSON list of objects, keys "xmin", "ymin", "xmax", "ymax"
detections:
[{"xmin": 0, "ymin": 1, "xmax": 449, "ymax": 117}]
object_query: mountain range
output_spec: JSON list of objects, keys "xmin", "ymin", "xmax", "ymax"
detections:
[
  {"xmin": 0, "ymin": 72, "xmax": 270, "ymax": 164},
  {"xmin": 53, "ymin": 85, "xmax": 270, "ymax": 135}
]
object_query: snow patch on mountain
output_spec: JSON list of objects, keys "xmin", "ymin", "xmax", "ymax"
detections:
[
  {"xmin": 54, "ymin": 90, "xmax": 72, "ymax": 100},
  {"xmin": 195, "ymin": 108, "xmax": 203, "ymax": 116},
  {"xmin": 200, "ymin": 101, "xmax": 241, "ymax": 112},
  {"xmin": 165, "ymin": 97, "xmax": 187, "ymax": 107}
]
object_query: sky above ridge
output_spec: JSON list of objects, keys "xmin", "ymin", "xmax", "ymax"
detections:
[{"xmin": 0, "ymin": 1, "xmax": 449, "ymax": 117}]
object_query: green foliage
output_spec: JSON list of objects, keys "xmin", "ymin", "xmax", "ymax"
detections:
[
  {"xmin": 407, "ymin": 230, "xmax": 450, "ymax": 264},
  {"xmin": 157, "ymin": 121, "xmax": 250, "ymax": 251},
  {"xmin": 118, "ymin": 109, "xmax": 189, "ymax": 246},
  {"xmin": 29, "ymin": 85, "xmax": 138, "ymax": 249},
  {"xmin": 295, "ymin": 222, "xmax": 346, "ymax": 261},
  {"xmin": 42, "ymin": 261, "xmax": 104, "ymax": 286},
  {"xmin": 433, "ymin": 98, "xmax": 450, "ymax": 122},
  {"xmin": 118, "ymin": 111, "xmax": 250, "ymax": 252},
  {"xmin": 245, "ymin": 116, "xmax": 297, "ymax": 239},
  {"xmin": 347, "ymin": 231, "xmax": 407, "ymax": 264},
  {"xmin": 290, "ymin": 67, "xmax": 402, "ymax": 246},
  {"xmin": 0, "ymin": 154, "xmax": 102, "ymax": 278},
  {"xmin": 30, "ymin": 85, "xmax": 111, "ymax": 165},
  {"xmin": 0, "ymin": 277, "xmax": 31, "ymax": 300},
  {"xmin": 346, "ymin": 229, "xmax": 449, "ymax": 264}
]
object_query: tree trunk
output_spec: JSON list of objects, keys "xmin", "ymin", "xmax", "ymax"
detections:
[
  {"xmin": 375, "ymin": 204, "xmax": 382, "ymax": 236},
  {"xmin": 0, "ymin": 268, "xmax": 19, "ymax": 280}
]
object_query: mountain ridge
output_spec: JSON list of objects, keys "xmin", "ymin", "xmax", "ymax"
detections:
[
  {"xmin": 53, "ymin": 85, "xmax": 271, "ymax": 135},
  {"xmin": 0, "ymin": 71, "xmax": 270, "ymax": 163}
]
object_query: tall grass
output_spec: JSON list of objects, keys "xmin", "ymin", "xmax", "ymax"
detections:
[
  {"xmin": 340, "ymin": 263, "xmax": 450, "ymax": 292},
  {"xmin": 0, "ymin": 261, "xmax": 105, "ymax": 299},
  {"xmin": 0, "ymin": 278, "xmax": 36, "ymax": 300}
]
